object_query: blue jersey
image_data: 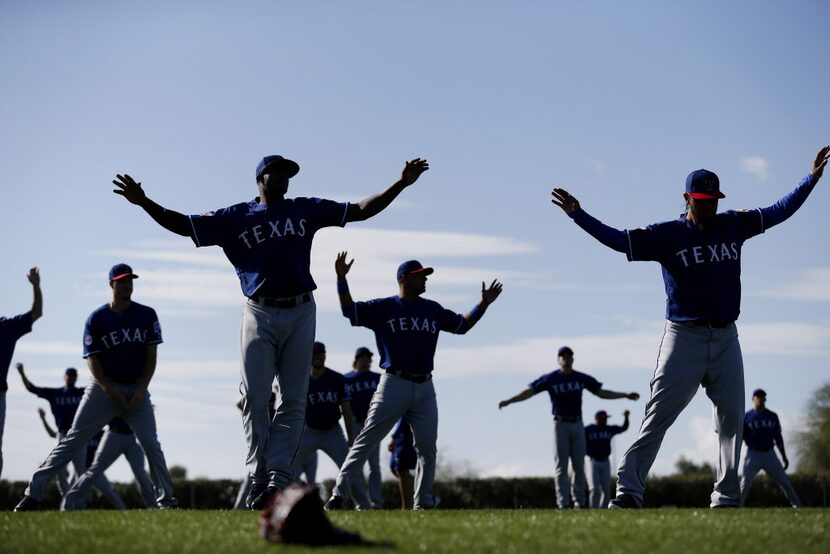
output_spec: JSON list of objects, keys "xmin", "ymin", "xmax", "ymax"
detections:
[
  {"xmin": 305, "ymin": 368, "xmax": 350, "ymax": 431},
  {"xmin": 108, "ymin": 417, "xmax": 133, "ymax": 435},
  {"xmin": 343, "ymin": 296, "xmax": 469, "ymax": 376},
  {"xmin": 0, "ymin": 311, "xmax": 33, "ymax": 392},
  {"xmin": 743, "ymin": 408, "xmax": 783, "ymax": 451},
  {"xmin": 390, "ymin": 416, "xmax": 416, "ymax": 473},
  {"xmin": 188, "ymin": 197, "xmax": 349, "ymax": 298},
  {"xmin": 585, "ymin": 423, "xmax": 627, "ymax": 460},
  {"xmin": 344, "ymin": 370, "xmax": 381, "ymax": 424},
  {"xmin": 83, "ymin": 302, "xmax": 163, "ymax": 385},
  {"xmin": 530, "ymin": 370, "xmax": 602, "ymax": 419},
  {"xmin": 32, "ymin": 386, "xmax": 84, "ymax": 433}
]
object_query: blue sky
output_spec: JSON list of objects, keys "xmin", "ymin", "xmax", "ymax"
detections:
[{"xmin": 2, "ymin": 1, "xmax": 828, "ymax": 486}]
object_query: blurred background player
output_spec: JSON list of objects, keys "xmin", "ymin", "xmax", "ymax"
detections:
[
  {"xmin": 388, "ymin": 415, "xmax": 417, "ymax": 510},
  {"xmin": 740, "ymin": 389, "xmax": 801, "ymax": 508},
  {"xmin": 0, "ymin": 267, "xmax": 42, "ymax": 478},
  {"xmin": 292, "ymin": 342, "xmax": 368, "ymax": 508},
  {"xmin": 585, "ymin": 410, "xmax": 630, "ymax": 509},
  {"xmin": 344, "ymin": 346, "xmax": 383, "ymax": 509},
  {"xmin": 499, "ymin": 347, "xmax": 638, "ymax": 509}
]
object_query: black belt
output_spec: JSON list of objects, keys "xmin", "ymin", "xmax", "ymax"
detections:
[
  {"xmin": 689, "ymin": 319, "xmax": 733, "ymax": 329},
  {"xmin": 749, "ymin": 447, "xmax": 773, "ymax": 453},
  {"xmin": 251, "ymin": 292, "xmax": 312, "ymax": 309},
  {"xmin": 590, "ymin": 456, "xmax": 609, "ymax": 462},
  {"xmin": 554, "ymin": 415, "xmax": 581, "ymax": 423},
  {"xmin": 385, "ymin": 368, "xmax": 432, "ymax": 384}
]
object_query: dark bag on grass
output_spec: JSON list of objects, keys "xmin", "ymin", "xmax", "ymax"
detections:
[{"xmin": 260, "ymin": 484, "xmax": 362, "ymax": 545}]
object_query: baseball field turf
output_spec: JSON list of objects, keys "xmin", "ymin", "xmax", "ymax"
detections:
[{"xmin": 1, "ymin": 509, "xmax": 827, "ymax": 553}]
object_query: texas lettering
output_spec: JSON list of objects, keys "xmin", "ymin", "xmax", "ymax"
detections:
[
  {"xmin": 237, "ymin": 218, "xmax": 307, "ymax": 248},
  {"xmin": 675, "ymin": 242, "xmax": 739, "ymax": 268}
]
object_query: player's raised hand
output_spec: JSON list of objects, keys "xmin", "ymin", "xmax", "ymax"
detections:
[
  {"xmin": 498, "ymin": 400, "xmax": 510, "ymax": 410},
  {"xmin": 481, "ymin": 279, "xmax": 503, "ymax": 305},
  {"xmin": 335, "ymin": 251, "xmax": 354, "ymax": 279},
  {"xmin": 113, "ymin": 174, "xmax": 148, "ymax": 205},
  {"xmin": 811, "ymin": 145, "xmax": 830, "ymax": 180},
  {"xmin": 27, "ymin": 267, "xmax": 40, "ymax": 286},
  {"xmin": 551, "ymin": 188, "xmax": 581, "ymax": 214},
  {"xmin": 15, "ymin": 362, "xmax": 24, "ymax": 373},
  {"xmin": 401, "ymin": 158, "xmax": 429, "ymax": 186},
  {"xmin": 624, "ymin": 410, "xmax": 631, "ymax": 417},
  {"xmin": 626, "ymin": 392, "xmax": 640, "ymax": 401}
]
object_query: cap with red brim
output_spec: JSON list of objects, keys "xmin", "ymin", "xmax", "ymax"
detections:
[{"xmin": 396, "ymin": 260, "xmax": 434, "ymax": 281}]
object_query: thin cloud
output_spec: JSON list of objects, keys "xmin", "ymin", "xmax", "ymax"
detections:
[
  {"xmin": 740, "ymin": 156, "xmax": 769, "ymax": 181},
  {"xmin": 756, "ymin": 268, "xmax": 830, "ymax": 303}
]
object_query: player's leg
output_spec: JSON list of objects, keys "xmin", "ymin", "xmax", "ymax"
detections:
[
  {"xmin": 615, "ymin": 322, "xmax": 706, "ymax": 506},
  {"xmin": 291, "ymin": 426, "xmax": 319, "ymax": 484},
  {"xmin": 348, "ymin": 419, "xmax": 371, "ymax": 504},
  {"xmin": 240, "ymin": 300, "xmax": 281, "ymax": 488},
  {"xmin": 408, "ymin": 380, "xmax": 439, "ymax": 510},
  {"xmin": 598, "ymin": 459, "xmax": 611, "ymax": 508},
  {"xmin": 760, "ymin": 451, "xmax": 801, "ymax": 508},
  {"xmin": 123, "ymin": 390, "xmax": 177, "ymax": 508},
  {"xmin": 702, "ymin": 325, "xmax": 744, "ymax": 507},
  {"xmin": 330, "ymin": 374, "xmax": 407, "ymax": 503},
  {"xmin": 321, "ymin": 425, "xmax": 370, "ymax": 509},
  {"xmin": 553, "ymin": 421, "xmax": 572, "ymax": 508},
  {"xmin": 587, "ymin": 459, "xmax": 602, "ymax": 508},
  {"xmin": 739, "ymin": 450, "xmax": 761, "ymax": 506},
  {"xmin": 234, "ymin": 474, "xmax": 254, "ymax": 510},
  {"xmin": 24, "ymin": 384, "xmax": 117, "ymax": 502},
  {"xmin": 92, "ymin": 473, "xmax": 126, "ymax": 509},
  {"xmin": 570, "ymin": 423, "xmax": 588, "ymax": 508},
  {"xmin": 123, "ymin": 435, "xmax": 158, "ymax": 508},
  {"xmin": 268, "ymin": 300, "xmax": 316, "ymax": 490},
  {"xmin": 0, "ymin": 392, "xmax": 5, "ymax": 478},
  {"xmin": 366, "ymin": 433, "xmax": 384, "ymax": 509},
  {"xmin": 62, "ymin": 428, "xmax": 124, "ymax": 509},
  {"xmin": 302, "ymin": 451, "xmax": 317, "ymax": 484}
]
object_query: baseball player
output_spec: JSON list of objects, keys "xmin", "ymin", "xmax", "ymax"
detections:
[
  {"xmin": 292, "ymin": 342, "xmax": 369, "ymax": 508},
  {"xmin": 550, "ymin": 146, "xmax": 829, "ymax": 508},
  {"xmin": 18, "ymin": 365, "xmax": 85, "ymax": 486},
  {"xmin": 740, "ymin": 389, "xmax": 801, "ymax": 507},
  {"xmin": 388, "ymin": 415, "xmax": 417, "ymax": 510},
  {"xmin": 344, "ymin": 346, "xmax": 383, "ymax": 509},
  {"xmin": 0, "ymin": 267, "xmax": 42, "ymax": 478},
  {"xmin": 325, "ymin": 253, "xmax": 502, "ymax": 510},
  {"xmin": 62, "ymin": 417, "xmax": 160, "ymax": 510},
  {"xmin": 585, "ymin": 410, "xmax": 630, "ymax": 509},
  {"xmin": 14, "ymin": 263, "xmax": 178, "ymax": 511},
  {"xmin": 112, "ymin": 155, "xmax": 428, "ymax": 509},
  {"xmin": 498, "ymin": 346, "xmax": 638, "ymax": 509}
]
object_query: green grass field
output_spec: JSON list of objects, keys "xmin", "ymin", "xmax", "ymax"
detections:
[{"xmin": 2, "ymin": 509, "xmax": 828, "ymax": 553}]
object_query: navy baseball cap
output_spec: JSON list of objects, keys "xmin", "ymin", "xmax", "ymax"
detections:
[
  {"xmin": 65, "ymin": 367, "xmax": 78, "ymax": 375},
  {"xmin": 752, "ymin": 388, "xmax": 767, "ymax": 398},
  {"xmin": 256, "ymin": 155, "xmax": 300, "ymax": 180},
  {"xmin": 685, "ymin": 169, "xmax": 725, "ymax": 200},
  {"xmin": 109, "ymin": 263, "xmax": 138, "ymax": 282},
  {"xmin": 397, "ymin": 260, "xmax": 434, "ymax": 282},
  {"xmin": 354, "ymin": 346, "xmax": 373, "ymax": 359},
  {"xmin": 313, "ymin": 341, "xmax": 326, "ymax": 352},
  {"xmin": 557, "ymin": 346, "xmax": 574, "ymax": 357},
  {"xmin": 595, "ymin": 410, "xmax": 609, "ymax": 419}
]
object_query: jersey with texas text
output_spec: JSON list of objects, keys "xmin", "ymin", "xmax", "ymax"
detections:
[
  {"xmin": 343, "ymin": 370, "xmax": 381, "ymax": 424},
  {"xmin": 530, "ymin": 370, "xmax": 602, "ymax": 419},
  {"xmin": 743, "ymin": 408, "xmax": 783, "ymax": 451},
  {"xmin": 188, "ymin": 197, "xmax": 349, "ymax": 298},
  {"xmin": 343, "ymin": 296, "xmax": 469, "ymax": 375},
  {"xmin": 585, "ymin": 423, "xmax": 627, "ymax": 460},
  {"xmin": 32, "ymin": 386, "xmax": 84, "ymax": 434},
  {"xmin": 305, "ymin": 368, "xmax": 350, "ymax": 431},
  {"xmin": 83, "ymin": 302, "xmax": 163, "ymax": 385}
]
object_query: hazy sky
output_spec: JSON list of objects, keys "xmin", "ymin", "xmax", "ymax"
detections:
[{"xmin": 2, "ymin": 1, "xmax": 828, "ymax": 487}]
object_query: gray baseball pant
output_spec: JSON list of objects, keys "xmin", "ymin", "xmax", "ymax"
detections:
[
  {"xmin": 235, "ymin": 454, "xmax": 318, "ymax": 509},
  {"xmin": 740, "ymin": 449, "xmax": 801, "ymax": 507},
  {"xmin": 352, "ymin": 419, "xmax": 383, "ymax": 508},
  {"xmin": 586, "ymin": 458, "xmax": 611, "ymax": 508},
  {"xmin": 553, "ymin": 420, "xmax": 587, "ymax": 508},
  {"xmin": 62, "ymin": 429, "xmax": 158, "ymax": 509},
  {"xmin": 25, "ymin": 382, "xmax": 176, "ymax": 507},
  {"xmin": 616, "ymin": 321, "xmax": 744, "ymax": 507},
  {"xmin": 333, "ymin": 373, "xmax": 439, "ymax": 510},
  {"xmin": 56, "ymin": 428, "xmax": 125, "ymax": 509},
  {"xmin": 240, "ymin": 298, "xmax": 315, "ymax": 490},
  {"xmin": 293, "ymin": 424, "xmax": 369, "ymax": 509}
]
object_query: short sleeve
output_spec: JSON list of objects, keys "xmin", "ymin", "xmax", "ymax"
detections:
[
  {"xmin": 83, "ymin": 315, "xmax": 102, "ymax": 358},
  {"xmin": 529, "ymin": 374, "xmax": 550, "ymax": 394},
  {"xmin": 735, "ymin": 209, "xmax": 764, "ymax": 240},
  {"xmin": 625, "ymin": 226, "xmax": 664, "ymax": 262},
  {"xmin": 32, "ymin": 386, "xmax": 54, "ymax": 401},
  {"xmin": 350, "ymin": 299, "xmax": 387, "ymax": 328},
  {"xmin": 188, "ymin": 205, "xmax": 240, "ymax": 248},
  {"xmin": 0, "ymin": 312, "xmax": 33, "ymax": 340},
  {"xmin": 584, "ymin": 374, "xmax": 602, "ymax": 394},
  {"xmin": 146, "ymin": 309, "xmax": 163, "ymax": 345},
  {"xmin": 438, "ymin": 307, "xmax": 466, "ymax": 334},
  {"xmin": 307, "ymin": 198, "xmax": 349, "ymax": 230}
]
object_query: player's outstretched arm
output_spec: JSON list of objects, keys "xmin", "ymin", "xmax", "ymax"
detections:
[
  {"xmin": 335, "ymin": 251, "xmax": 356, "ymax": 312},
  {"xmin": 37, "ymin": 407, "xmax": 57, "ymax": 439},
  {"xmin": 16, "ymin": 363, "xmax": 37, "ymax": 393},
  {"xmin": 498, "ymin": 387, "xmax": 535, "ymax": 409},
  {"xmin": 27, "ymin": 267, "xmax": 42, "ymax": 323},
  {"xmin": 594, "ymin": 388, "xmax": 639, "ymax": 401},
  {"xmin": 345, "ymin": 159, "xmax": 429, "ymax": 223},
  {"xmin": 551, "ymin": 188, "xmax": 629, "ymax": 253},
  {"xmin": 87, "ymin": 356, "xmax": 129, "ymax": 409},
  {"xmin": 112, "ymin": 174, "xmax": 192, "ymax": 237},
  {"xmin": 459, "ymin": 280, "xmax": 503, "ymax": 332}
]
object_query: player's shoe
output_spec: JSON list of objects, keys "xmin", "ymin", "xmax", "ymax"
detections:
[
  {"xmin": 608, "ymin": 494, "xmax": 641, "ymax": 509},
  {"xmin": 413, "ymin": 495, "xmax": 441, "ymax": 510},
  {"xmin": 324, "ymin": 495, "xmax": 347, "ymax": 511},
  {"xmin": 13, "ymin": 495, "xmax": 42, "ymax": 512},
  {"xmin": 251, "ymin": 483, "xmax": 280, "ymax": 511},
  {"xmin": 246, "ymin": 481, "xmax": 267, "ymax": 510}
]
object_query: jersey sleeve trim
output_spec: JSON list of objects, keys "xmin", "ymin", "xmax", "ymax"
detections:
[
  {"xmin": 625, "ymin": 230, "xmax": 634, "ymax": 261},
  {"xmin": 83, "ymin": 349, "xmax": 102, "ymax": 358},
  {"xmin": 756, "ymin": 208, "xmax": 765, "ymax": 233},
  {"xmin": 188, "ymin": 215, "xmax": 202, "ymax": 247},
  {"xmin": 339, "ymin": 203, "xmax": 350, "ymax": 227}
]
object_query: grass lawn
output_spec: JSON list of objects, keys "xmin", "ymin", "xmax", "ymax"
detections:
[{"xmin": 1, "ymin": 509, "xmax": 827, "ymax": 553}]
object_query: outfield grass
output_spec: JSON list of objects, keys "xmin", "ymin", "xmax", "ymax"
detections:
[{"xmin": 1, "ymin": 509, "xmax": 827, "ymax": 554}]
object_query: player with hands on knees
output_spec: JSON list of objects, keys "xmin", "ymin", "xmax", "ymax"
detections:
[
  {"xmin": 499, "ymin": 346, "xmax": 638, "ymax": 509},
  {"xmin": 551, "ymin": 146, "xmax": 829, "ymax": 509},
  {"xmin": 325, "ymin": 252, "xmax": 501, "ymax": 511},
  {"xmin": 112, "ymin": 155, "xmax": 428, "ymax": 510}
]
